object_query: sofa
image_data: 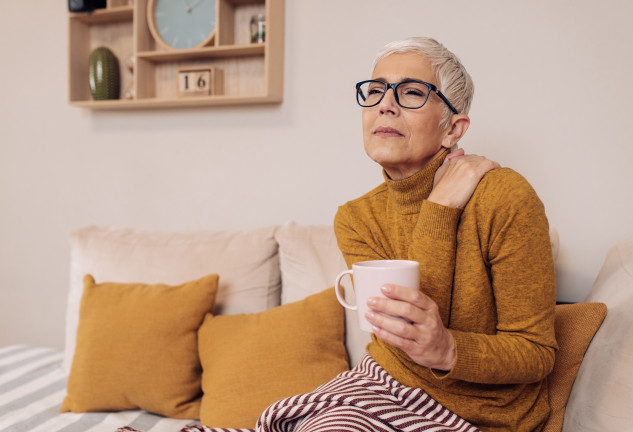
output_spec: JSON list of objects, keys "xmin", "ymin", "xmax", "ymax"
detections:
[{"xmin": 0, "ymin": 222, "xmax": 631, "ymax": 432}]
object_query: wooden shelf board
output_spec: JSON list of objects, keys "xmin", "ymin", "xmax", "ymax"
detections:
[
  {"xmin": 69, "ymin": 6, "xmax": 133, "ymax": 24},
  {"xmin": 137, "ymin": 44, "xmax": 266, "ymax": 62},
  {"xmin": 70, "ymin": 94, "xmax": 281, "ymax": 109},
  {"xmin": 229, "ymin": 0, "xmax": 265, "ymax": 4}
]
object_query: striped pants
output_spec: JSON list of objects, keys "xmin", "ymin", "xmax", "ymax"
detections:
[{"xmin": 255, "ymin": 354, "xmax": 479, "ymax": 432}]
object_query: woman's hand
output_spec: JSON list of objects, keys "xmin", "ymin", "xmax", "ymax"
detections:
[
  {"xmin": 428, "ymin": 148, "xmax": 500, "ymax": 208},
  {"xmin": 366, "ymin": 284, "xmax": 456, "ymax": 371}
]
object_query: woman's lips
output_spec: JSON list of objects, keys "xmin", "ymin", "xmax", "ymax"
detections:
[{"xmin": 374, "ymin": 126, "xmax": 403, "ymax": 137}]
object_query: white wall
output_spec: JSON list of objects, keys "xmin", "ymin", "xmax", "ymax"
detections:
[{"xmin": 2, "ymin": 1, "xmax": 633, "ymax": 349}]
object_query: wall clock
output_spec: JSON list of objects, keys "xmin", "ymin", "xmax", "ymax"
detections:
[{"xmin": 147, "ymin": 0, "xmax": 216, "ymax": 51}]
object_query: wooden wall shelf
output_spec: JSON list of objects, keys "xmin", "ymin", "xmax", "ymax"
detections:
[
  {"xmin": 137, "ymin": 44, "xmax": 265, "ymax": 62},
  {"xmin": 68, "ymin": 0, "xmax": 284, "ymax": 109},
  {"xmin": 69, "ymin": 6, "xmax": 134, "ymax": 24}
]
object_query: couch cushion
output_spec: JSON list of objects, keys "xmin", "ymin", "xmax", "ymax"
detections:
[
  {"xmin": 64, "ymin": 225, "xmax": 280, "ymax": 373},
  {"xmin": 197, "ymin": 287, "xmax": 349, "ymax": 429},
  {"xmin": 61, "ymin": 273, "xmax": 218, "ymax": 419},
  {"xmin": 274, "ymin": 222, "xmax": 371, "ymax": 367},
  {"xmin": 542, "ymin": 302, "xmax": 607, "ymax": 432},
  {"xmin": 562, "ymin": 239, "xmax": 633, "ymax": 431}
]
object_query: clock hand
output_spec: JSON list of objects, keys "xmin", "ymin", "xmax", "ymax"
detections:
[
  {"xmin": 188, "ymin": 0, "xmax": 204, "ymax": 11},
  {"xmin": 180, "ymin": 0, "xmax": 192, "ymax": 13}
]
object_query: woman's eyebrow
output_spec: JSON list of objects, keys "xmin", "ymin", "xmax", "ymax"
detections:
[{"xmin": 372, "ymin": 77, "xmax": 424, "ymax": 83}]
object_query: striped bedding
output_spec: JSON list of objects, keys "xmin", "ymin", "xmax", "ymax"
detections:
[
  {"xmin": 250, "ymin": 354, "xmax": 480, "ymax": 432},
  {"xmin": 0, "ymin": 345, "xmax": 195, "ymax": 432}
]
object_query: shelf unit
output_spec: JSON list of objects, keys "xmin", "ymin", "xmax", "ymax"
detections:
[{"xmin": 68, "ymin": 0, "xmax": 284, "ymax": 109}]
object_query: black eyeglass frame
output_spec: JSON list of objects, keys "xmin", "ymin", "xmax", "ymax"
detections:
[{"xmin": 355, "ymin": 79, "xmax": 459, "ymax": 114}]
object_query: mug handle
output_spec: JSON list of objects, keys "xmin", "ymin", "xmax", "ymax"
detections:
[{"xmin": 334, "ymin": 270, "xmax": 356, "ymax": 310}]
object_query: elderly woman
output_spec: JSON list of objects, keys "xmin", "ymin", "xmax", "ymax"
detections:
[{"xmin": 257, "ymin": 37, "xmax": 557, "ymax": 432}]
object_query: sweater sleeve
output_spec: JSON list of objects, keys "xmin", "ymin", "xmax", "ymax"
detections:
[
  {"xmin": 445, "ymin": 169, "xmax": 558, "ymax": 384},
  {"xmin": 409, "ymin": 200, "xmax": 463, "ymax": 326}
]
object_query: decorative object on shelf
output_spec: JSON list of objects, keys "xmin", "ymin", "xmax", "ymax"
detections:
[
  {"xmin": 88, "ymin": 47, "xmax": 121, "ymax": 100},
  {"xmin": 250, "ymin": 13, "xmax": 266, "ymax": 43},
  {"xmin": 68, "ymin": 0, "xmax": 106, "ymax": 12},
  {"xmin": 147, "ymin": 0, "xmax": 216, "ymax": 50},
  {"xmin": 177, "ymin": 66, "xmax": 223, "ymax": 97},
  {"xmin": 123, "ymin": 55, "xmax": 135, "ymax": 100}
]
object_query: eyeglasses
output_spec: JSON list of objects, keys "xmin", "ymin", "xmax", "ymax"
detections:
[{"xmin": 355, "ymin": 79, "xmax": 458, "ymax": 113}]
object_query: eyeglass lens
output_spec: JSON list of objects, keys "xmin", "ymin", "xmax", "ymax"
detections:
[{"xmin": 357, "ymin": 81, "xmax": 431, "ymax": 109}]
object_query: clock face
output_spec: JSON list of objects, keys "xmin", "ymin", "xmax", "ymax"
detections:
[{"xmin": 150, "ymin": 0, "xmax": 216, "ymax": 50}]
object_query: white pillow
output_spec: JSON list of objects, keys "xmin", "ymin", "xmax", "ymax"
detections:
[
  {"xmin": 275, "ymin": 222, "xmax": 371, "ymax": 368},
  {"xmin": 563, "ymin": 239, "xmax": 633, "ymax": 431},
  {"xmin": 65, "ymin": 225, "xmax": 281, "ymax": 373}
]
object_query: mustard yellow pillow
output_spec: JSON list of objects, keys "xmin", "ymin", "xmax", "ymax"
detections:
[
  {"xmin": 198, "ymin": 287, "xmax": 349, "ymax": 429},
  {"xmin": 61, "ymin": 273, "xmax": 219, "ymax": 419},
  {"xmin": 542, "ymin": 302, "xmax": 607, "ymax": 432}
]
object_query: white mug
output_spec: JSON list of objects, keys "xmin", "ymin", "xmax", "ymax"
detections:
[{"xmin": 334, "ymin": 260, "xmax": 420, "ymax": 332}]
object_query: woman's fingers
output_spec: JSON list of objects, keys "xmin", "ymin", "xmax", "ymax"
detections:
[
  {"xmin": 367, "ymin": 285, "xmax": 432, "ymax": 322},
  {"xmin": 444, "ymin": 147, "xmax": 464, "ymax": 163},
  {"xmin": 365, "ymin": 287, "xmax": 456, "ymax": 370},
  {"xmin": 430, "ymin": 153, "xmax": 500, "ymax": 208}
]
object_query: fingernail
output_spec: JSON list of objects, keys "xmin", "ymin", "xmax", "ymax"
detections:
[
  {"xmin": 367, "ymin": 297, "xmax": 377, "ymax": 306},
  {"xmin": 366, "ymin": 311, "xmax": 375, "ymax": 320},
  {"xmin": 381, "ymin": 285, "xmax": 392, "ymax": 293}
]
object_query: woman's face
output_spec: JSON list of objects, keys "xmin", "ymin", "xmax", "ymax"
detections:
[{"xmin": 362, "ymin": 53, "xmax": 452, "ymax": 180}]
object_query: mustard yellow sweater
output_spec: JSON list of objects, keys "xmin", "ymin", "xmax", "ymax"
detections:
[{"xmin": 334, "ymin": 152, "xmax": 557, "ymax": 432}]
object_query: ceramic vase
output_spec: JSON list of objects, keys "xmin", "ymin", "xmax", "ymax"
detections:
[{"xmin": 89, "ymin": 47, "xmax": 120, "ymax": 100}]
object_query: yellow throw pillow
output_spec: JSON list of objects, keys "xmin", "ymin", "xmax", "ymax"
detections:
[
  {"xmin": 198, "ymin": 287, "xmax": 349, "ymax": 429},
  {"xmin": 542, "ymin": 302, "xmax": 607, "ymax": 432},
  {"xmin": 61, "ymin": 273, "xmax": 219, "ymax": 419}
]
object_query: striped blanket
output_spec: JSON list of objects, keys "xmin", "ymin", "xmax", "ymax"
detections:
[{"xmin": 253, "ymin": 354, "xmax": 480, "ymax": 432}]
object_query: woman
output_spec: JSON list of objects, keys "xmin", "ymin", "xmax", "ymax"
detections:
[
  {"xmin": 333, "ymin": 37, "xmax": 557, "ymax": 431},
  {"xmin": 256, "ymin": 37, "xmax": 557, "ymax": 432}
]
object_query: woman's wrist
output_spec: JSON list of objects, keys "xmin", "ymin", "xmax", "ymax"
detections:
[
  {"xmin": 443, "ymin": 332, "xmax": 457, "ymax": 371},
  {"xmin": 427, "ymin": 190, "xmax": 462, "ymax": 208}
]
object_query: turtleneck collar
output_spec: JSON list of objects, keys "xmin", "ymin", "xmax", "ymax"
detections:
[{"xmin": 382, "ymin": 150, "xmax": 449, "ymax": 214}]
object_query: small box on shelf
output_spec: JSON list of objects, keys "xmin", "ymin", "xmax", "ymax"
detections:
[
  {"xmin": 177, "ymin": 66, "xmax": 223, "ymax": 97},
  {"xmin": 68, "ymin": 0, "xmax": 107, "ymax": 13}
]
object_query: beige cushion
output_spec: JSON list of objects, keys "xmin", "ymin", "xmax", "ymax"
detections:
[
  {"xmin": 64, "ymin": 225, "xmax": 280, "ymax": 373},
  {"xmin": 543, "ymin": 303, "xmax": 607, "ymax": 432},
  {"xmin": 563, "ymin": 239, "xmax": 633, "ymax": 431},
  {"xmin": 197, "ymin": 288, "xmax": 349, "ymax": 429},
  {"xmin": 61, "ymin": 273, "xmax": 218, "ymax": 419},
  {"xmin": 275, "ymin": 222, "xmax": 371, "ymax": 367}
]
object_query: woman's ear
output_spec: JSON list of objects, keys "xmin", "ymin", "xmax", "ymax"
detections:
[{"xmin": 441, "ymin": 114, "xmax": 470, "ymax": 149}]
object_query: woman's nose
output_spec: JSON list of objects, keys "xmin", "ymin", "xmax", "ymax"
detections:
[{"xmin": 378, "ymin": 87, "xmax": 400, "ymax": 115}]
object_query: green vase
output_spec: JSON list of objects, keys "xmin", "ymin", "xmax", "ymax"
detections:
[{"xmin": 89, "ymin": 47, "xmax": 120, "ymax": 100}]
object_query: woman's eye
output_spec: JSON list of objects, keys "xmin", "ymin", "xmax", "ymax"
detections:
[
  {"xmin": 368, "ymin": 88, "xmax": 384, "ymax": 95},
  {"xmin": 402, "ymin": 87, "xmax": 427, "ymax": 98}
]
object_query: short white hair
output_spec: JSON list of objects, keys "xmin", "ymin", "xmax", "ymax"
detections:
[{"xmin": 372, "ymin": 37, "xmax": 474, "ymax": 129}]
